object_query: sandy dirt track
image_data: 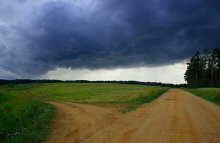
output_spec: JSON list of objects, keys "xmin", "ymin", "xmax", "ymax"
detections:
[{"xmin": 45, "ymin": 89, "xmax": 220, "ymax": 143}]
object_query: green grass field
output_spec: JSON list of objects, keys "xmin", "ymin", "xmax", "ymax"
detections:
[
  {"xmin": 0, "ymin": 83, "xmax": 168, "ymax": 142},
  {"xmin": 186, "ymin": 88, "xmax": 220, "ymax": 105},
  {"xmin": 0, "ymin": 83, "xmax": 168, "ymax": 104}
]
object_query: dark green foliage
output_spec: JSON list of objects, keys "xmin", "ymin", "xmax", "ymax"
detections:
[
  {"xmin": 0, "ymin": 93, "xmax": 54, "ymax": 143},
  {"xmin": 185, "ymin": 47, "xmax": 220, "ymax": 87}
]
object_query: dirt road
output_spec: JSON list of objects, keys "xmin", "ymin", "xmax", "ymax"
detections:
[{"xmin": 45, "ymin": 89, "xmax": 220, "ymax": 143}]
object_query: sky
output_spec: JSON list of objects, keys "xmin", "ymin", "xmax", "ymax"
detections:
[{"xmin": 0, "ymin": 0, "xmax": 220, "ymax": 84}]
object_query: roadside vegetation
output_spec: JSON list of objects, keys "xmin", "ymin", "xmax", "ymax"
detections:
[
  {"xmin": 0, "ymin": 93, "xmax": 54, "ymax": 143},
  {"xmin": 186, "ymin": 88, "xmax": 220, "ymax": 105},
  {"xmin": 119, "ymin": 89, "xmax": 167, "ymax": 112}
]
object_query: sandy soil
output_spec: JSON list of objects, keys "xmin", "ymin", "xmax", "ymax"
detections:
[{"xmin": 45, "ymin": 89, "xmax": 220, "ymax": 143}]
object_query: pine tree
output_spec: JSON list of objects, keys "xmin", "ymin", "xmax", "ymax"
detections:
[
  {"xmin": 184, "ymin": 51, "xmax": 202, "ymax": 87},
  {"xmin": 185, "ymin": 47, "xmax": 220, "ymax": 87},
  {"xmin": 212, "ymin": 48, "xmax": 220, "ymax": 86}
]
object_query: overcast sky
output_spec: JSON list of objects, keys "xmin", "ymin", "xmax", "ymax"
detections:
[{"xmin": 0, "ymin": 0, "xmax": 220, "ymax": 83}]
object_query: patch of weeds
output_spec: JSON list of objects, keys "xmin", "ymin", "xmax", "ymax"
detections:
[
  {"xmin": 120, "ymin": 89, "xmax": 167, "ymax": 113},
  {"xmin": 119, "ymin": 105, "xmax": 139, "ymax": 113},
  {"xmin": 132, "ymin": 90, "xmax": 166, "ymax": 104}
]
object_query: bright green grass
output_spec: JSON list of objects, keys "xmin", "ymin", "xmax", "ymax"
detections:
[
  {"xmin": 186, "ymin": 88, "xmax": 220, "ymax": 105},
  {"xmin": 0, "ymin": 93, "xmax": 54, "ymax": 143}
]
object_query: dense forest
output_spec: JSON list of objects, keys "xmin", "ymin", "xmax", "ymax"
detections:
[{"xmin": 185, "ymin": 47, "xmax": 220, "ymax": 87}]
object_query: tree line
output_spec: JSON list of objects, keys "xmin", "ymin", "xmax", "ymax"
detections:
[
  {"xmin": 185, "ymin": 47, "xmax": 220, "ymax": 87},
  {"xmin": 0, "ymin": 79, "xmax": 185, "ymax": 88}
]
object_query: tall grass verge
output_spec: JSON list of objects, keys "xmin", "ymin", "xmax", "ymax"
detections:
[
  {"xmin": 185, "ymin": 88, "xmax": 220, "ymax": 105},
  {"xmin": 0, "ymin": 93, "xmax": 54, "ymax": 143},
  {"xmin": 132, "ymin": 89, "xmax": 167, "ymax": 104},
  {"xmin": 120, "ymin": 89, "xmax": 167, "ymax": 112}
]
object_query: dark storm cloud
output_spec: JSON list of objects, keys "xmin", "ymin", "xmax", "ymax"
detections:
[{"xmin": 0, "ymin": 0, "xmax": 220, "ymax": 78}]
